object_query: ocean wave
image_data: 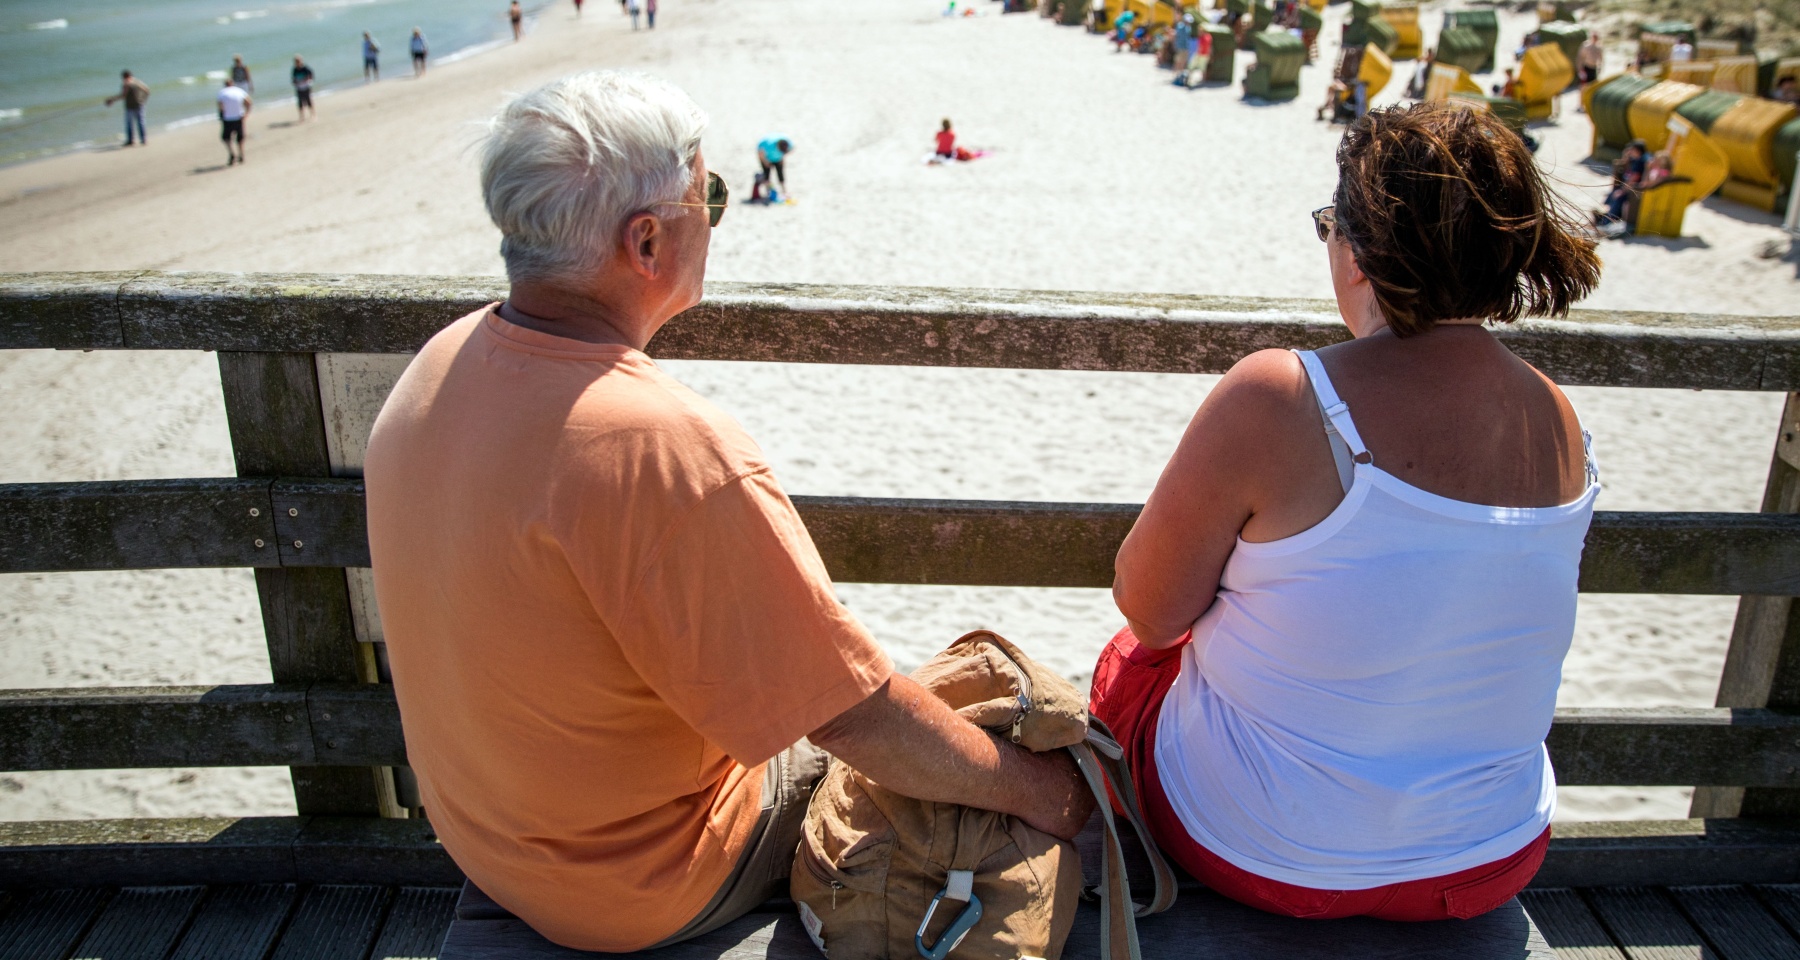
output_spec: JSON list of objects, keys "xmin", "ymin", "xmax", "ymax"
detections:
[
  {"xmin": 179, "ymin": 76, "xmax": 200, "ymax": 85},
  {"xmin": 0, "ymin": 108, "xmax": 22, "ymax": 121},
  {"xmin": 205, "ymin": 69, "xmax": 228, "ymax": 80},
  {"xmin": 233, "ymin": 10, "xmax": 271, "ymax": 19},
  {"xmin": 29, "ymin": 19, "xmax": 69, "ymax": 30}
]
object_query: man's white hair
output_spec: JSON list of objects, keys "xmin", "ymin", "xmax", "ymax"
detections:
[{"xmin": 481, "ymin": 71, "xmax": 708, "ymax": 286}]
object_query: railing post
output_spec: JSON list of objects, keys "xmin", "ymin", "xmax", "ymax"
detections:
[
  {"xmin": 218, "ymin": 351, "xmax": 397, "ymax": 817},
  {"xmin": 1692, "ymin": 392, "xmax": 1800, "ymax": 819}
]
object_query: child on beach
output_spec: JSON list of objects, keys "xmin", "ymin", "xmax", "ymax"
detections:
[
  {"xmin": 935, "ymin": 119, "xmax": 956, "ymax": 159},
  {"xmin": 291, "ymin": 56, "xmax": 315, "ymax": 121}
]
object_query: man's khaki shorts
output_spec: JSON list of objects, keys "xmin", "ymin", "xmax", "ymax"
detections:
[{"xmin": 650, "ymin": 740, "xmax": 830, "ymax": 947}]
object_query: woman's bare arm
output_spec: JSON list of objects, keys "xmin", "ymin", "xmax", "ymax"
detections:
[{"xmin": 1113, "ymin": 350, "xmax": 1316, "ymax": 648}]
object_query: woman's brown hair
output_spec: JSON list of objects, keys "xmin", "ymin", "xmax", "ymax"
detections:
[{"xmin": 1333, "ymin": 102, "xmax": 1601, "ymax": 336}]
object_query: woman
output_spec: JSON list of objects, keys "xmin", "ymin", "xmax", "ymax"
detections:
[{"xmin": 1091, "ymin": 103, "xmax": 1602, "ymax": 923}]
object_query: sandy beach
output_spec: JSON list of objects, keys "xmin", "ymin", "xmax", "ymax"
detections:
[{"xmin": 1, "ymin": 0, "xmax": 1795, "ymax": 824}]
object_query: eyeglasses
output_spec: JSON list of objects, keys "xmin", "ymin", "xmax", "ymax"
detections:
[
  {"xmin": 662, "ymin": 171, "xmax": 729, "ymax": 227},
  {"xmin": 1311, "ymin": 205, "xmax": 1336, "ymax": 243}
]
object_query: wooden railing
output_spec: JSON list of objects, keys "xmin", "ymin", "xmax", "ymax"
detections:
[{"xmin": 1, "ymin": 272, "xmax": 1798, "ymax": 888}]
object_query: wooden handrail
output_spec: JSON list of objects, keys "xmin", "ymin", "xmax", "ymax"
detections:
[
  {"xmin": 3, "ymin": 685, "xmax": 1798, "ymax": 788},
  {"xmin": 4, "ymin": 479, "xmax": 1798, "ymax": 595},
  {"xmin": 2, "ymin": 272, "xmax": 1797, "ymax": 388}
]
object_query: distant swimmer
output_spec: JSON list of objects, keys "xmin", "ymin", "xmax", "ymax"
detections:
[
  {"xmin": 291, "ymin": 56, "xmax": 315, "ymax": 121},
  {"xmin": 104, "ymin": 69, "xmax": 151, "ymax": 147},
  {"xmin": 511, "ymin": 1, "xmax": 524, "ymax": 41},
  {"xmin": 217, "ymin": 77, "xmax": 251, "ymax": 166},
  {"xmin": 363, "ymin": 32, "xmax": 381, "ymax": 82},
  {"xmin": 230, "ymin": 55, "xmax": 253, "ymax": 94},
  {"xmin": 756, "ymin": 136, "xmax": 792, "ymax": 197},
  {"xmin": 411, "ymin": 29, "xmax": 429, "ymax": 76}
]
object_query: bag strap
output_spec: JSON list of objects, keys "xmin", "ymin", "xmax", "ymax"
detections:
[{"xmin": 1068, "ymin": 718, "xmax": 1177, "ymax": 960}]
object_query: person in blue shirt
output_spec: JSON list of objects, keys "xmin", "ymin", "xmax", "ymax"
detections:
[{"xmin": 756, "ymin": 137, "xmax": 792, "ymax": 196}]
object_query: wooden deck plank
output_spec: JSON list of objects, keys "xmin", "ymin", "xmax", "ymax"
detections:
[
  {"xmin": 269, "ymin": 884, "xmax": 394, "ymax": 960},
  {"xmin": 441, "ymin": 908, "xmax": 859, "ymax": 960},
  {"xmin": 168, "ymin": 884, "xmax": 299, "ymax": 960},
  {"xmin": 1520, "ymin": 888, "xmax": 1629, "ymax": 960},
  {"xmin": 1669, "ymin": 886, "xmax": 1800, "ymax": 960},
  {"xmin": 369, "ymin": 887, "xmax": 459, "ymax": 960},
  {"xmin": 1586, "ymin": 887, "xmax": 1717, "ymax": 960},
  {"xmin": 0, "ymin": 887, "xmax": 111, "ymax": 960},
  {"xmin": 72, "ymin": 885, "xmax": 206, "ymax": 960},
  {"xmin": 1758, "ymin": 887, "xmax": 1800, "ymax": 940}
]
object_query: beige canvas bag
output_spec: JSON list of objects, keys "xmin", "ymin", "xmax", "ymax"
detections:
[{"xmin": 791, "ymin": 630, "xmax": 1176, "ymax": 960}]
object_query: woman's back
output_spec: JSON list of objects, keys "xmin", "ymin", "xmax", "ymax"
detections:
[
  {"xmin": 1103, "ymin": 103, "xmax": 1606, "ymax": 912},
  {"xmin": 1153, "ymin": 342, "xmax": 1598, "ymax": 886}
]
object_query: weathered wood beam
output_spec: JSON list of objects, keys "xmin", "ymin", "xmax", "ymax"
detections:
[
  {"xmin": 0, "ymin": 683, "xmax": 405, "ymax": 771},
  {"xmin": 0, "ymin": 817, "xmax": 459, "ymax": 886},
  {"xmin": 3, "ymin": 688, "xmax": 1795, "ymax": 789},
  {"xmin": 1, "ymin": 272, "xmax": 1796, "ymax": 389},
  {"xmin": 1533, "ymin": 818, "xmax": 1800, "ymax": 887},
  {"xmin": 5, "ymin": 480, "xmax": 1798, "ymax": 596}
]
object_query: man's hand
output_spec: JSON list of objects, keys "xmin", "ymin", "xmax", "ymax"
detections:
[{"xmin": 809, "ymin": 675, "xmax": 1094, "ymax": 840}]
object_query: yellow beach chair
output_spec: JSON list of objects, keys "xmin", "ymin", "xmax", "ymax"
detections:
[
  {"xmin": 1709, "ymin": 56, "xmax": 1757, "ymax": 95},
  {"xmin": 1709, "ymin": 98, "xmax": 1800, "ymax": 211},
  {"xmin": 1634, "ymin": 116, "xmax": 1729, "ymax": 238},
  {"xmin": 1664, "ymin": 60, "xmax": 1715, "ymax": 87},
  {"xmin": 1627, "ymin": 81, "xmax": 1706, "ymax": 151},
  {"xmin": 1516, "ymin": 43, "xmax": 1574, "ymax": 120},
  {"xmin": 1379, "ymin": 2, "xmax": 1421, "ymax": 60},
  {"xmin": 1637, "ymin": 34, "xmax": 1676, "ymax": 65},
  {"xmin": 1424, "ymin": 62, "xmax": 1482, "ymax": 102}
]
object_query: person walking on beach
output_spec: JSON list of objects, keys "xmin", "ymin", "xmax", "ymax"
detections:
[
  {"xmin": 363, "ymin": 70, "xmax": 1090, "ymax": 953},
  {"xmin": 627, "ymin": 0, "xmax": 641, "ymax": 30},
  {"xmin": 757, "ymin": 136, "xmax": 791, "ymax": 195},
  {"xmin": 646, "ymin": 0, "xmax": 658, "ymax": 28},
  {"xmin": 411, "ymin": 29, "xmax": 429, "ymax": 76},
  {"xmin": 216, "ymin": 77, "xmax": 251, "ymax": 166},
  {"xmin": 510, "ymin": 1, "xmax": 524, "ymax": 40},
  {"xmin": 573, "ymin": 0, "xmax": 584, "ymax": 15},
  {"xmin": 362, "ymin": 32, "xmax": 381, "ymax": 82},
  {"xmin": 229, "ymin": 55, "xmax": 254, "ymax": 94},
  {"xmin": 291, "ymin": 56, "xmax": 315, "ymax": 121},
  {"xmin": 104, "ymin": 70, "xmax": 150, "ymax": 147}
]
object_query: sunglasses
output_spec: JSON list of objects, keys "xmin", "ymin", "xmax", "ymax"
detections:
[
  {"xmin": 1311, "ymin": 205, "xmax": 1336, "ymax": 243},
  {"xmin": 664, "ymin": 171, "xmax": 730, "ymax": 227}
]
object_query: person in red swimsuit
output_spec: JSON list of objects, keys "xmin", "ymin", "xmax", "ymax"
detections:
[{"xmin": 935, "ymin": 118, "xmax": 956, "ymax": 159}]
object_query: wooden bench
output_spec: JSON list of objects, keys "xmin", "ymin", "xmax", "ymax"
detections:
[{"xmin": 2, "ymin": 272, "xmax": 1799, "ymax": 958}]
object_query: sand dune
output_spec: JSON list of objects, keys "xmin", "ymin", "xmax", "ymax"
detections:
[{"xmin": 1, "ymin": 0, "xmax": 1795, "ymax": 822}]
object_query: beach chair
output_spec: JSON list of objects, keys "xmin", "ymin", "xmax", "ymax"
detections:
[
  {"xmin": 1424, "ymin": 62, "xmax": 1482, "ymax": 102},
  {"xmin": 1447, "ymin": 92, "xmax": 1529, "ymax": 134},
  {"xmin": 1695, "ymin": 96, "xmax": 1800, "ymax": 211},
  {"xmin": 1636, "ymin": 33, "xmax": 1677, "ymax": 66},
  {"xmin": 1694, "ymin": 38, "xmax": 1741, "ymax": 60},
  {"xmin": 1434, "ymin": 27, "xmax": 1487, "ymax": 74},
  {"xmin": 1586, "ymin": 72, "xmax": 1659, "ymax": 158},
  {"xmin": 1535, "ymin": 21, "xmax": 1585, "ymax": 78},
  {"xmin": 1633, "ymin": 117, "xmax": 1729, "ymax": 238},
  {"xmin": 1298, "ymin": 3, "xmax": 1322, "ymax": 62},
  {"xmin": 1378, "ymin": 1, "xmax": 1421, "ymax": 60},
  {"xmin": 1535, "ymin": 0, "xmax": 1576, "ymax": 22},
  {"xmin": 1442, "ymin": 9, "xmax": 1498, "ymax": 72},
  {"xmin": 1243, "ymin": 30, "xmax": 1305, "ymax": 100},
  {"xmin": 1665, "ymin": 59, "xmax": 1717, "ymax": 87},
  {"xmin": 1709, "ymin": 55, "xmax": 1758, "ymax": 94},
  {"xmin": 1343, "ymin": 15, "xmax": 1397, "ymax": 57},
  {"xmin": 1196, "ymin": 20, "xmax": 1236, "ymax": 82},
  {"xmin": 1627, "ymin": 80, "xmax": 1706, "ymax": 151},
  {"xmin": 1514, "ymin": 42, "xmax": 1574, "ymax": 120}
]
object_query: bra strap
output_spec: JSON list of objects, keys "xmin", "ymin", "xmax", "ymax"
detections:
[{"xmin": 1294, "ymin": 350, "xmax": 1371, "ymax": 464}]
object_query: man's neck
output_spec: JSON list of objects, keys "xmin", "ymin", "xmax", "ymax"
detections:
[{"xmin": 499, "ymin": 280, "xmax": 650, "ymax": 350}]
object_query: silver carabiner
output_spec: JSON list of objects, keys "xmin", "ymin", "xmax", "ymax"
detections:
[{"xmin": 915, "ymin": 872, "xmax": 983, "ymax": 960}]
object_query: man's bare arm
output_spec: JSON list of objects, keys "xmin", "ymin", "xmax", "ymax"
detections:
[{"xmin": 809, "ymin": 675, "xmax": 1094, "ymax": 840}]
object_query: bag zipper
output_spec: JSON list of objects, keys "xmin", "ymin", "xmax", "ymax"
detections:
[
  {"xmin": 982, "ymin": 634, "xmax": 1036, "ymax": 743},
  {"xmin": 801, "ymin": 843, "xmax": 847, "ymax": 910}
]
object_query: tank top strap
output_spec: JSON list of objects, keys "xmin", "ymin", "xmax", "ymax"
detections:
[{"xmin": 1294, "ymin": 350, "xmax": 1371, "ymax": 464}]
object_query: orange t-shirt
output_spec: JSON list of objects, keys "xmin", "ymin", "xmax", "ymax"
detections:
[{"xmin": 364, "ymin": 307, "xmax": 893, "ymax": 951}]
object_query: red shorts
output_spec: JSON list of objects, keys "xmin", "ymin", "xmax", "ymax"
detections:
[{"xmin": 1087, "ymin": 627, "xmax": 1550, "ymax": 922}]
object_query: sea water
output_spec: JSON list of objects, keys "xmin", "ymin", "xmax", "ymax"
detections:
[{"xmin": 0, "ymin": 0, "xmax": 549, "ymax": 166}]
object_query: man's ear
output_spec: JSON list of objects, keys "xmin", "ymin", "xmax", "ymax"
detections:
[{"xmin": 621, "ymin": 212, "xmax": 662, "ymax": 281}]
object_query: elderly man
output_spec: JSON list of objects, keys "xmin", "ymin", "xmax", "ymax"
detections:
[{"xmin": 364, "ymin": 71, "xmax": 1091, "ymax": 952}]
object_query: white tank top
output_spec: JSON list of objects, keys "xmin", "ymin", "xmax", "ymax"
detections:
[{"xmin": 1154, "ymin": 349, "xmax": 1598, "ymax": 890}]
